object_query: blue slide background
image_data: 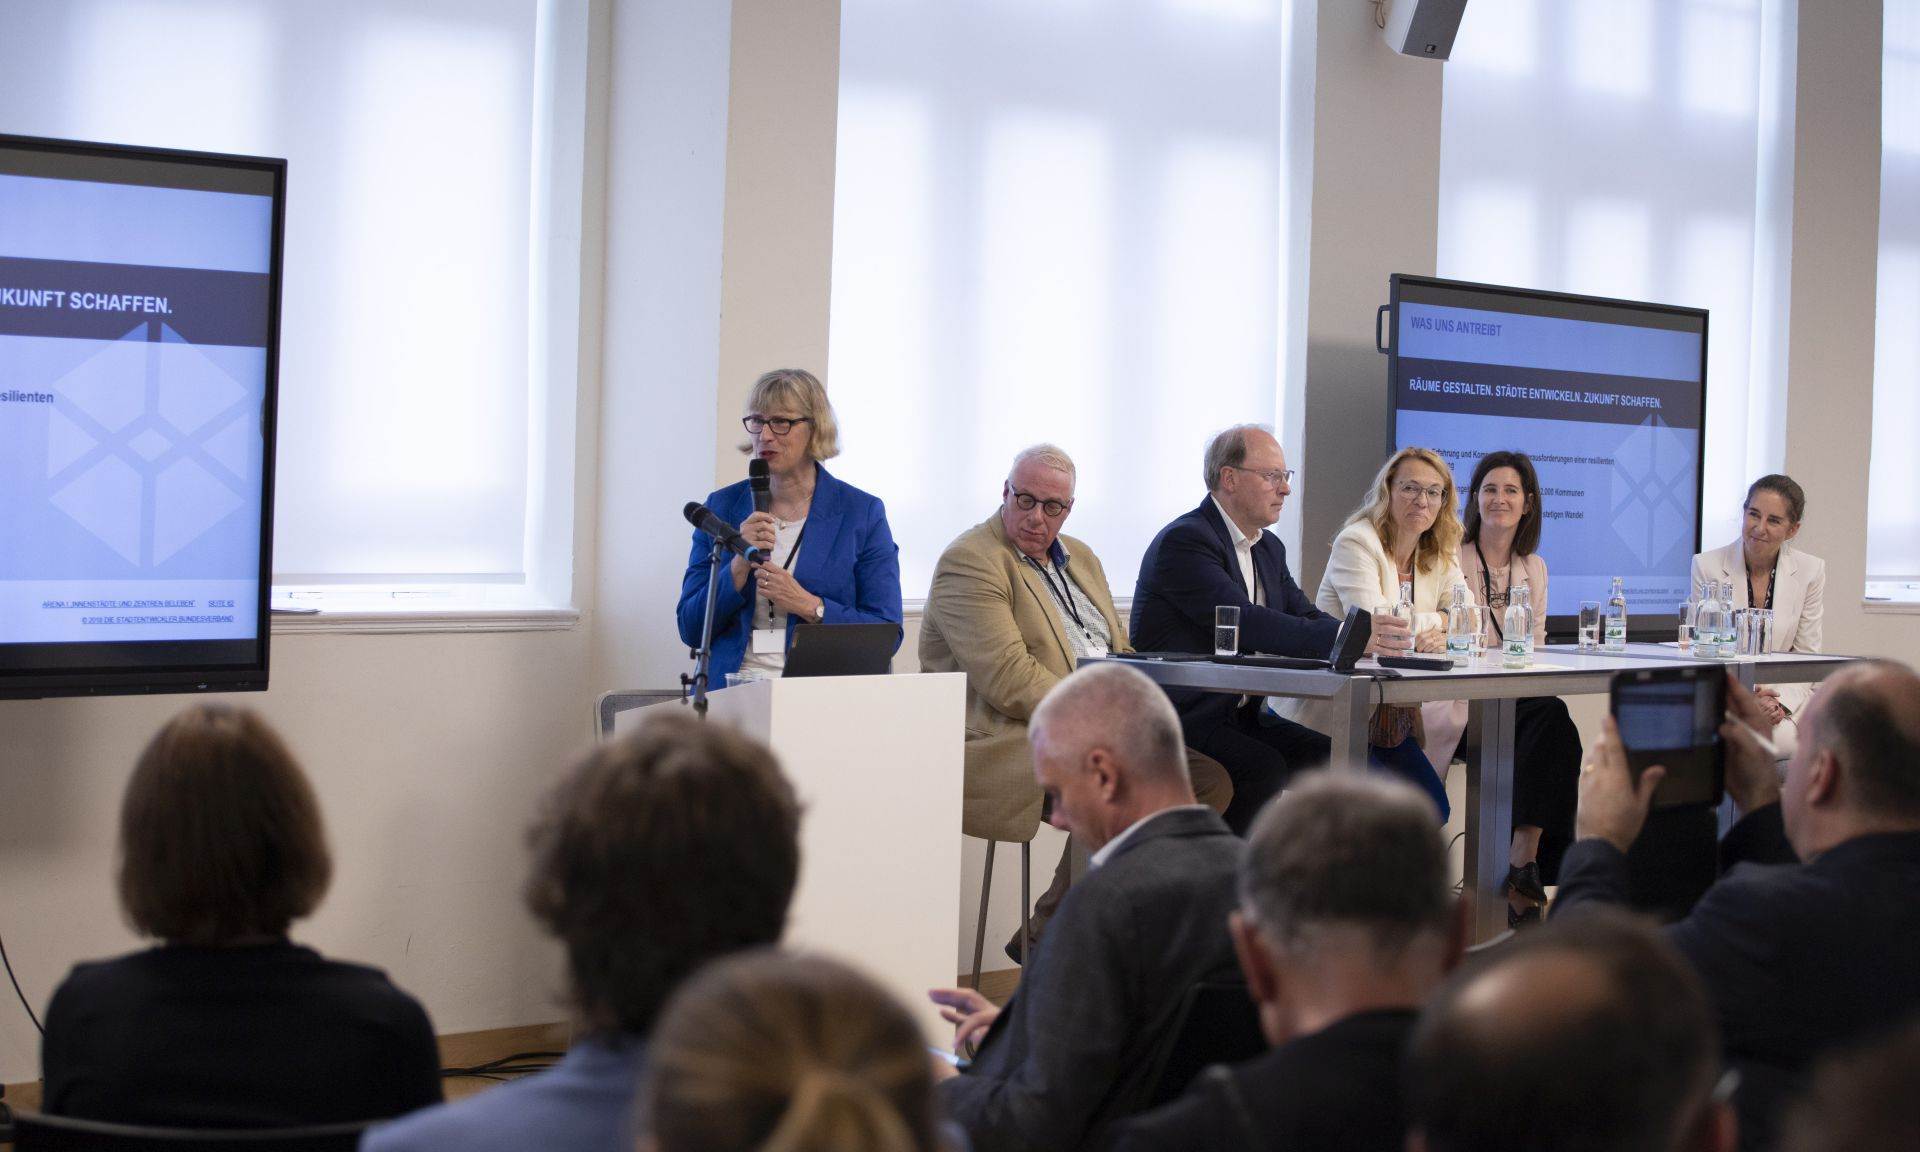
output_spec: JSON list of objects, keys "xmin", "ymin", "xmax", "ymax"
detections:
[
  {"xmin": 1393, "ymin": 300, "xmax": 1704, "ymax": 618},
  {"xmin": 0, "ymin": 173, "xmax": 271, "ymax": 644}
]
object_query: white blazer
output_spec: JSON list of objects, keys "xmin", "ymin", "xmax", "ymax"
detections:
[
  {"xmin": 1275, "ymin": 520, "xmax": 1469, "ymax": 769},
  {"xmin": 1691, "ymin": 539, "xmax": 1825, "ymax": 724}
]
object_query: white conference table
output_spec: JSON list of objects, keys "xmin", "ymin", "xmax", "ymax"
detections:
[{"xmin": 1093, "ymin": 642, "xmax": 1854, "ymax": 941}]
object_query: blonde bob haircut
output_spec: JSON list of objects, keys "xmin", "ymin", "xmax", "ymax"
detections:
[
  {"xmin": 742, "ymin": 368, "xmax": 841, "ymax": 461},
  {"xmin": 1342, "ymin": 446, "xmax": 1462, "ymax": 576}
]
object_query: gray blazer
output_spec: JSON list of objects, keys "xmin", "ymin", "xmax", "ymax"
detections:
[{"xmin": 941, "ymin": 807, "xmax": 1243, "ymax": 1152}]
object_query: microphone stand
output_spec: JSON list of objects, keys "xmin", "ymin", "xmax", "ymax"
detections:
[{"xmin": 682, "ymin": 539, "xmax": 728, "ymax": 717}]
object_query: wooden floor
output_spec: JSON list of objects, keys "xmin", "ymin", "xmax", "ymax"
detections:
[{"xmin": 1, "ymin": 971, "xmax": 1020, "ymax": 1117}]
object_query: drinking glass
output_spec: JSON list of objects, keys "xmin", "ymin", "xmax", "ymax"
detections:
[
  {"xmin": 1738, "ymin": 608, "xmax": 1775, "ymax": 656},
  {"xmin": 1214, "ymin": 605, "xmax": 1241, "ymax": 656},
  {"xmin": 1577, "ymin": 601, "xmax": 1602, "ymax": 650},
  {"xmin": 1676, "ymin": 599, "xmax": 1695, "ymax": 652},
  {"xmin": 1465, "ymin": 604, "xmax": 1488, "ymax": 661}
]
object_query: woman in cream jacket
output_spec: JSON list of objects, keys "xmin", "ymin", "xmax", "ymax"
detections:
[
  {"xmin": 1280, "ymin": 447, "xmax": 1464, "ymax": 817},
  {"xmin": 1692, "ymin": 473, "xmax": 1825, "ymax": 758}
]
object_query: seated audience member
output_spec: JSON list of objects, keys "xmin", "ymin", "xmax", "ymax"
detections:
[
  {"xmin": 1108, "ymin": 773, "xmax": 1464, "ymax": 1152},
  {"xmin": 1778, "ymin": 1021, "xmax": 1920, "ymax": 1152},
  {"xmin": 677, "ymin": 368, "xmax": 903, "ymax": 683},
  {"xmin": 1407, "ymin": 912, "xmax": 1736, "ymax": 1152},
  {"xmin": 1131, "ymin": 425, "xmax": 1414, "ymax": 832},
  {"xmin": 1555, "ymin": 662, "xmax": 1920, "ymax": 1151},
  {"xmin": 1455, "ymin": 450, "xmax": 1583, "ymax": 926},
  {"xmin": 1277, "ymin": 447, "xmax": 1464, "ymax": 817},
  {"xmin": 40, "ymin": 705, "xmax": 441, "ymax": 1127},
  {"xmin": 364, "ymin": 712, "xmax": 801, "ymax": 1152},
  {"xmin": 1692, "ymin": 474, "xmax": 1824, "ymax": 756},
  {"xmin": 928, "ymin": 662, "xmax": 1242, "ymax": 1152},
  {"xmin": 920, "ymin": 444, "xmax": 1230, "ymax": 957},
  {"xmin": 644, "ymin": 951, "xmax": 956, "ymax": 1152}
]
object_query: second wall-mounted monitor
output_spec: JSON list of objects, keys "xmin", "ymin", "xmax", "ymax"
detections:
[{"xmin": 1385, "ymin": 274, "xmax": 1707, "ymax": 642}]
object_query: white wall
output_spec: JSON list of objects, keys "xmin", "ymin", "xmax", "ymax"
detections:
[
  {"xmin": 590, "ymin": 0, "xmax": 734, "ymax": 698},
  {"xmin": 1781, "ymin": 2, "xmax": 1915, "ymax": 661},
  {"xmin": 1295, "ymin": 0, "xmax": 1444, "ymax": 589},
  {"xmin": 0, "ymin": 630, "xmax": 592, "ymax": 1084}
]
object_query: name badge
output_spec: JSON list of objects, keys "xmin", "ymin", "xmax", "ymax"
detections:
[{"xmin": 752, "ymin": 628, "xmax": 786, "ymax": 655}]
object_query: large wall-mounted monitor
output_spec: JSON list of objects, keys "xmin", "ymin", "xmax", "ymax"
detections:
[
  {"xmin": 0, "ymin": 134, "xmax": 284, "ymax": 699},
  {"xmin": 1386, "ymin": 274, "xmax": 1707, "ymax": 642}
]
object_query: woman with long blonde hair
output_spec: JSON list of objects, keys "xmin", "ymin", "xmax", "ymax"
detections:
[{"xmin": 1278, "ymin": 448, "xmax": 1466, "ymax": 816}]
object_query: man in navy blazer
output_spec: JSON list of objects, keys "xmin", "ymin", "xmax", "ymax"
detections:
[
  {"xmin": 1557, "ymin": 662, "xmax": 1920, "ymax": 1152},
  {"xmin": 1131, "ymin": 425, "xmax": 1411, "ymax": 831}
]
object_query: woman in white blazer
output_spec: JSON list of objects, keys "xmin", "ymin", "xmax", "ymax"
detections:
[
  {"xmin": 1692, "ymin": 474, "xmax": 1825, "ymax": 756},
  {"xmin": 1283, "ymin": 447, "xmax": 1464, "ymax": 819}
]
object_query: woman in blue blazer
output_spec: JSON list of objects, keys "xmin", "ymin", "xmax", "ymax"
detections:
[{"xmin": 678, "ymin": 369, "xmax": 903, "ymax": 680}]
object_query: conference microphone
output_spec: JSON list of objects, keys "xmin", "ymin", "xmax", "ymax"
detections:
[
  {"xmin": 684, "ymin": 502, "xmax": 764, "ymax": 565},
  {"xmin": 749, "ymin": 457, "xmax": 772, "ymax": 514}
]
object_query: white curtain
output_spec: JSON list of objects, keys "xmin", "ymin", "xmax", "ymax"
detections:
[
  {"xmin": 0, "ymin": 1, "xmax": 543, "ymax": 584},
  {"xmin": 827, "ymin": 0, "xmax": 1294, "ymax": 600},
  {"xmin": 1870, "ymin": 1, "xmax": 1920, "ymax": 584},
  {"xmin": 1435, "ymin": 0, "xmax": 1789, "ymax": 549}
]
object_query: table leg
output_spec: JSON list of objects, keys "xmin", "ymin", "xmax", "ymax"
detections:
[
  {"xmin": 1328, "ymin": 678, "xmax": 1373, "ymax": 772},
  {"xmin": 1464, "ymin": 696, "xmax": 1517, "ymax": 943}
]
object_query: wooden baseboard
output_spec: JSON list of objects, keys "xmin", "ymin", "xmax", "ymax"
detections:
[
  {"xmin": 1, "ymin": 1079, "xmax": 40, "ymax": 1116},
  {"xmin": 2, "ymin": 1020, "xmax": 575, "ymax": 1116},
  {"xmin": 436, "ymin": 1020, "xmax": 572, "ymax": 1070}
]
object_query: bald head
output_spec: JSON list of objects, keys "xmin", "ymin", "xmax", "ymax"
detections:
[
  {"xmin": 1030, "ymin": 662, "xmax": 1187, "ymax": 789},
  {"xmin": 1800, "ymin": 660, "xmax": 1920, "ymax": 821},
  {"xmin": 1409, "ymin": 912, "xmax": 1720, "ymax": 1152}
]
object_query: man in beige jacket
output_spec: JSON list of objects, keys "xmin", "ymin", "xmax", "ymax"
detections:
[{"xmin": 921, "ymin": 444, "xmax": 1231, "ymax": 959}]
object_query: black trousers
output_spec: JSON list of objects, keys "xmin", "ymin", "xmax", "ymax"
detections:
[
  {"xmin": 1513, "ymin": 695, "xmax": 1583, "ymax": 884},
  {"xmin": 1193, "ymin": 704, "xmax": 1332, "ymax": 835}
]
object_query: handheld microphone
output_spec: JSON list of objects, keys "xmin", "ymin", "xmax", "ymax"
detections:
[
  {"xmin": 684, "ymin": 502, "xmax": 764, "ymax": 565},
  {"xmin": 749, "ymin": 458, "xmax": 772, "ymax": 514}
]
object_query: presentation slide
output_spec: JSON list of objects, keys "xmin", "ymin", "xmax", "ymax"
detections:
[
  {"xmin": 0, "ymin": 171, "xmax": 272, "ymax": 649},
  {"xmin": 1392, "ymin": 293, "xmax": 1705, "ymax": 619}
]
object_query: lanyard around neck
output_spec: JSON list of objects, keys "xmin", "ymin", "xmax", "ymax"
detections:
[
  {"xmin": 1474, "ymin": 540, "xmax": 1522, "ymax": 641},
  {"xmin": 1749, "ymin": 556, "xmax": 1777, "ymax": 610},
  {"xmin": 1027, "ymin": 555, "xmax": 1090, "ymax": 633}
]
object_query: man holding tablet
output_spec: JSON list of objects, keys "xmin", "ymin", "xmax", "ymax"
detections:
[{"xmin": 1556, "ymin": 662, "xmax": 1920, "ymax": 1151}]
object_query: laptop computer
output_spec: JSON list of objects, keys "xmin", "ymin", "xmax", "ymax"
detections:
[
  {"xmin": 1211, "ymin": 605, "xmax": 1373, "ymax": 673},
  {"xmin": 782, "ymin": 622, "xmax": 897, "ymax": 678}
]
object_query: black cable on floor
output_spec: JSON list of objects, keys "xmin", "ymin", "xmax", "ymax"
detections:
[
  {"xmin": 440, "ymin": 1050, "xmax": 564, "ymax": 1078},
  {"xmin": 0, "ymin": 922, "xmax": 43, "ymax": 1035}
]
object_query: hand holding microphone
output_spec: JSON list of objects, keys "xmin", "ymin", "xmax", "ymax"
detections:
[{"xmin": 734, "ymin": 459, "xmax": 779, "ymax": 584}]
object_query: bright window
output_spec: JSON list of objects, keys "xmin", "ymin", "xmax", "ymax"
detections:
[
  {"xmin": 1436, "ymin": 0, "xmax": 1787, "ymax": 550},
  {"xmin": 0, "ymin": 0, "xmax": 585, "ymax": 612},
  {"xmin": 1868, "ymin": 0, "xmax": 1920, "ymax": 600},
  {"xmin": 827, "ymin": 0, "xmax": 1295, "ymax": 600}
]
